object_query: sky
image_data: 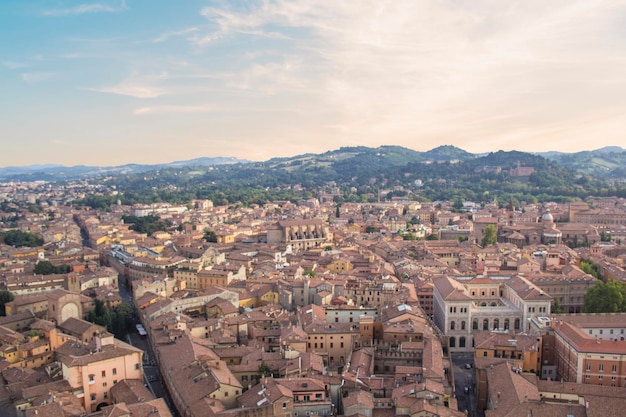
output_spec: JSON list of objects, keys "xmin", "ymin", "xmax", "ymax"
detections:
[{"xmin": 1, "ymin": 0, "xmax": 626, "ymax": 167}]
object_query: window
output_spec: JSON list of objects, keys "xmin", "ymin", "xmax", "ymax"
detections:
[
  {"xmin": 450, "ymin": 321, "xmax": 456, "ymax": 331},
  {"xmin": 89, "ymin": 374, "xmax": 94, "ymax": 382},
  {"xmin": 104, "ymin": 392, "xmax": 108, "ymax": 399},
  {"xmin": 225, "ymin": 392, "xmax": 228, "ymax": 397},
  {"xmin": 135, "ymin": 363, "xmax": 140, "ymax": 370},
  {"xmin": 283, "ymin": 402, "xmax": 288, "ymax": 409},
  {"xmin": 599, "ymin": 364, "xmax": 604, "ymax": 372},
  {"xmin": 613, "ymin": 365, "xmax": 617, "ymax": 373},
  {"xmin": 102, "ymin": 370, "xmax": 106, "ymax": 378},
  {"xmin": 586, "ymin": 363, "xmax": 591, "ymax": 371},
  {"xmin": 103, "ymin": 382, "xmax": 107, "ymax": 387},
  {"xmin": 112, "ymin": 368, "xmax": 117, "ymax": 375},
  {"xmin": 90, "ymin": 394, "xmax": 96, "ymax": 401},
  {"xmin": 461, "ymin": 321, "xmax": 466, "ymax": 330}
]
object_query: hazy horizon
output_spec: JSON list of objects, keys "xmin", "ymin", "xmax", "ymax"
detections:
[{"xmin": 2, "ymin": 0, "xmax": 626, "ymax": 167}]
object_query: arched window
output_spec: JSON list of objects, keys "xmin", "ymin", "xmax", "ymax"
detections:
[
  {"xmin": 472, "ymin": 320, "xmax": 478, "ymax": 330},
  {"xmin": 449, "ymin": 337, "xmax": 456, "ymax": 348},
  {"xmin": 461, "ymin": 321, "xmax": 466, "ymax": 330},
  {"xmin": 514, "ymin": 318, "xmax": 521, "ymax": 330},
  {"xmin": 504, "ymin": 319, "xmax": 510, "ymax": 330},
  {"xmin": 460, "ymin": 337, "xmax": 466, "ymax": 348},
  {"xmin": 483, "ymin": 319, "xmax": 489, "ymax": 331},
  {"xmin": 450, "ymin": 321, "xmax": 456, "ymax": 331},
  {"xmin": 493, "ymin": 319, "xmax": 500, "ymax": 330}
]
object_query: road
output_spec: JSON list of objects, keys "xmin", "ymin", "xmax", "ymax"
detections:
[
  {"xmin": 451, "ymin": 352, "xmax": 478, "ymax": 417},
  {"xmin": 119, "ymin": 276, "xmax": 177, "ymax": 415}
]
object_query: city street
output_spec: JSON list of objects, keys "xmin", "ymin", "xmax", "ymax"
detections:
[
  {"xmin": 119, "ymin": 278, "xmax": 175, "ymax": 414},
  {"xmin": 451, "ymin": 353, "xmax": 478, "ymax": 417}
]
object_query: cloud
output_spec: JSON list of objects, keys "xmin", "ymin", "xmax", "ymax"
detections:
[
  {"xmin": 21, "ymin": 72, "xmax": 55, "ymax": 83},
  {"xmin": 43, "ymin": 1, "xmax": 126, "ymax": 16},
  {"xmin": 3, "ymin": 61, "xmax": 30, "ymax": 69},
  {"xmin": 151, "ymin": 27, "xmax": 199, "ymax": 43},
  {"xmin": 87, "ymin": 72, "xmax": 169, "ymax": 98},
  {"xmin": 191, "ymin": 0, "xmax": 626, "ymax": 153},
  {"xmin": 133, "ymin": 105, "xmax": 219, "ymax": 115}
]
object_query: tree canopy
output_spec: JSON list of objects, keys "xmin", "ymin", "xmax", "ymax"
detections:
[
  {"xmin": 122, "ymin": 215, "xmax": 171, "ymax": 236},
  {"xmin": 34, "ymin": 260, "xmax": 71, "ymax": 275},
  {"xmin": 1, "ymin": 230, "xmax": 43, "ymax": 247},
  {"xmin": 481, "ymin": 225, "xmax": 498, "ymax": 247},
  {"xmin": 0, "ymin": 290, "xmax": 14, "ymax": 316},
  {"xmin": 203, "ymin": 230, "xmax": 218, "ymax": 243},
  {"xmin": 86, "ymin": 299, "xmax": 135, "ymax": 339},
  {"xmin": 584, "ymin": 280, "xmax": 626, "ymax": 313}
]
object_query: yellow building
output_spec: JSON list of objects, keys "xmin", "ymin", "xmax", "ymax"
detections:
[{"xmin": 474, "ymin": 332, "xmax": 542, "ymax": 373}]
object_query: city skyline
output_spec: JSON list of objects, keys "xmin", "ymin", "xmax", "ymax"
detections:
[{"xmin": 2, "ymin": 0, "xmax": 626, "ymax": 167}]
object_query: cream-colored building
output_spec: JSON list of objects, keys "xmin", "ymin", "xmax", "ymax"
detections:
[{"xmin": 433, "ymin": 274, "xmax": 552, "ymax": 352}]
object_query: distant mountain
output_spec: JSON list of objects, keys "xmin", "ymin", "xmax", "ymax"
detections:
[
  {"xmin": 423, "ymin": 145, "xmax": 474, "ymax": 161},
  {"xmin": 537, "ymin": 146, "xmax": 626, "ymax": 178},
  {"xmin": 0, "ymin": 157, "xmax": 249, "ymax": 182},
  {"xmin": 2, "ymin": 145, "xmax": 625, "ymax": 188}
]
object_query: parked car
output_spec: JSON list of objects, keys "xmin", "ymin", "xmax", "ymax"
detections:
[{"xmin": 465, "ymin": 363, "xmax": 472, "ymax": 369}]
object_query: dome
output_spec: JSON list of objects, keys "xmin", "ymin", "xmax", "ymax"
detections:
[{"xmin": 541, "ymin": 209, "xmax": 554, "ymax": 223}]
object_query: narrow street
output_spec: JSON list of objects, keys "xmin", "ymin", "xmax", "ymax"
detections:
[
  {"xmin": 451, "ymin": 353, "xmax": 479, "ymax": 417},
  {"xmin": 118, "ymin": 276, "xmax": 177, "ymax": 415}
]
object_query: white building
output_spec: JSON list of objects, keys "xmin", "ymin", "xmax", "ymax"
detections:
[{"xmin": 433, "ymin": 274, "xmax": 552, "ymax": 352}]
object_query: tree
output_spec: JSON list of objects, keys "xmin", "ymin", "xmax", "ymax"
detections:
[
  {"xmin": 87, "ymin": 299, "xmax": 113, "ymax": 330},
  {"xmin": 203, "ymin": 230, "xmax": 218, "ymax": 243},
  {"xmin": 1, "ymin": 230, "xmax": 43, "ymax": 247},
  {"xmin": 111, "ymin": 303, "xmax": 135, "ymax": 339},
  {"xmin": 552, "ymin": 298, "xmax": 564, "ymax": 314},
  {"xmin": 0, "ymin": 290, "xmax": 14, "ymax": 316},
  {"xmin": 481, "ymin": 225, "xmax": 498, "ymax": 247},
  {"xmin": 258, "ymin": 361, "xmax": 272, "ymax": 377},
  {"xmin": 579, "ymin": 259, "xmax": 602, "ymax": 279},
  {"xmin": 34, "ymin": 260, "xmax": 71, "ymax": 275},
  {"xmin": 584, "ymin": 281, "xmax": 626, "ymax": 313},
  {"xmin": 34, "ymin": 260, "xmax": 55, "ymax": 275}
]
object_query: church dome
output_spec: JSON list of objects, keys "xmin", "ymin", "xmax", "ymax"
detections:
[{"xmin": 541, "ymin": 209, "xmax": 554, "ymax": 223}]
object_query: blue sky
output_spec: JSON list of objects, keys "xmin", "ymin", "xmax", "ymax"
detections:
[{"xmin": 2, "ymin": 0, "xmax": 626, "ymax": 167}]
